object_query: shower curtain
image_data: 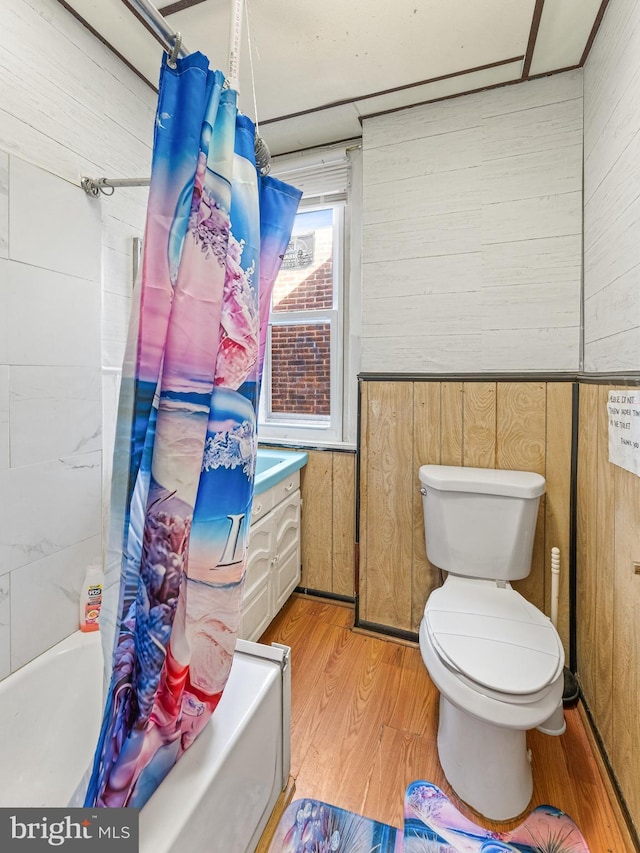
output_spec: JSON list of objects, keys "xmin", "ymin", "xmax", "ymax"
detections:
[{"xmin": 84, "ymin": 52, "xmax": 301, "ymax": 809}]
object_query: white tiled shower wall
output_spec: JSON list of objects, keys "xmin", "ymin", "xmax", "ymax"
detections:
[
  {"xmin": 0, "ymin": 154, "xmax": 102, "ymax": 676},
  {"xmin": 0, "ymin": 0, "xmax": 155, "ymax": 678}
]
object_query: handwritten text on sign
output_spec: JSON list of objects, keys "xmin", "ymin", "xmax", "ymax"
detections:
[{"xmin": 607, "ymin": 390, "xmax": 640, "ymax": 477}]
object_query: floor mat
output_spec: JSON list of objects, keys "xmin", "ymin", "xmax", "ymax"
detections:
[
  {"xmin": 404, "ymin": 780, "xmax": 590, "ymax": 851},
  {"xmin": 268, "ymin": 782, "xmax": 590, "ymax": 852},
  {"xmin": 267, "ymin": 798, "xmax": 402, "ymax": 852}
]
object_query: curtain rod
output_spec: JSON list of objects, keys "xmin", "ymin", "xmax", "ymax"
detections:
[
  {"xmin": 81, "ymin": 0, "xmax": 270, "ymax": 197},
  {"xmin": 81, "ymin": 177, "xmax": 151, "ymax": 196},
  {"xmin": 81, "ymin": 0, "xmax": 185, "ymax": 197},
  {"xmin": 124, "ymin": 0, "xmax": 191, "ymax": 60}
]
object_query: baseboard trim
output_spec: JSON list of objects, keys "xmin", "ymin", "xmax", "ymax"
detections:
[
  {"xmin": 354, "ymin": 619, "xmax": 419, "ymax": 644},
  {"xmin": 294, "ymin": 587, "xmax": 355, "ymax": 605},
  {"xmin": 578, "ymin": 693, "xmax": 640, "ymax": 851}
]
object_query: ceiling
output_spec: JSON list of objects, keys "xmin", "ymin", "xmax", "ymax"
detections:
[{"xmin": 60, "ymin": 0, "xmax": 609, "ymax": 156}]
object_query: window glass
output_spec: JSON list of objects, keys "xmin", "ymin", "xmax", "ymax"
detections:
[
  {"xmin": 259, "ymin": 203, "xmax": 342, "ymax": 443},
  {"xmin": 269, "ymin": 321, "xmax": 331, "ymax": 418},
  {"xmin": 272, "ymin": 208, "xmax": 335, "ymax": 313}
]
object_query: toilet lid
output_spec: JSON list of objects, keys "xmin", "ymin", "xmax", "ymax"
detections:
[{"xmin": 425, "ymin": 580, "xmax": 563, "ymax": 696}]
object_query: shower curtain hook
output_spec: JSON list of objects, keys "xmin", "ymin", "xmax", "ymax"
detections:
[{"xmin": 167, "ymin": 32, "xmax": 182, "ymax": 68}]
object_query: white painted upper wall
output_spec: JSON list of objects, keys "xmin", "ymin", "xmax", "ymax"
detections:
[
  {"xmin": 361, "ymin": 71, "xmax": 584, "ymax": 374},
  {"xmin": 583, "ymin": 0, "xmax": 640, "ymax": 372}
]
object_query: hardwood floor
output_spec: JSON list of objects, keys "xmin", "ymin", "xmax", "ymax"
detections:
[{"xmin": 260, "ymin": 594, "xmax": 638, "ymax": 852}]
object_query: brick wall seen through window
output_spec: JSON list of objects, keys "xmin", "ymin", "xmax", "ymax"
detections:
[{"xmin": 269, "ymin": 218, "xmax": 334, "ymax": 418}]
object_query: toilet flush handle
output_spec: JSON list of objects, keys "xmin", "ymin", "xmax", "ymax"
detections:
[{"xmin": 420, "ymin": 486, "xmax": 427, "ymax": 496}]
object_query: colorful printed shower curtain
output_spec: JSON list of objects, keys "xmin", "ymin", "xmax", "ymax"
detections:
[{"xmin": 84, "ymin": 52, "xmax": 300, "ymax": 809}]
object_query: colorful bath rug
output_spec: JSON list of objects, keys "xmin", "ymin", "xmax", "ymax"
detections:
[
  {"xmin": 404, "ymin": 781, "xmax": 590, "ymax": 852},
  {"xmin": 268, "ymin": 783, "xmax": 590, "ymax": 852},
  {"xmin": 267, "ymin": 797, "xmax": 402, "ymax": 852}
]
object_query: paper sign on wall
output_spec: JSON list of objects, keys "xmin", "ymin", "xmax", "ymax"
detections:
[{"xmin": 607, "ymin": 390, "xmax": 640, "ymax": 477}]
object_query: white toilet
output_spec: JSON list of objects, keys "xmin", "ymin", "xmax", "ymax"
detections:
[{"xmin": 418, "ymin": 464, "xmax": 565, "ymax": 821}]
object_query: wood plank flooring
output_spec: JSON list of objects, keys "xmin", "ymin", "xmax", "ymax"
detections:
[{"xmin": 260, "ymin": 595, "xmax": 638, "ymax": 852}]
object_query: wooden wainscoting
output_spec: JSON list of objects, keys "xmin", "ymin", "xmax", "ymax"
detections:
[
  {"xmin": 298, "ymin": 449, "xmax": 356, "ymax": 598},
  {"xmin": 358, "ymin": 379, "xmax": 573, "ymax": 652},
  {"xmin": 577, "ymin": 383, "xmax": 640, "ymax": 837}
]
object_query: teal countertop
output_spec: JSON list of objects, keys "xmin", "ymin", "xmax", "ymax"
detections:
[{"xmin": 254, "ymin": 448, "xmax": 308, "ymax": 495}]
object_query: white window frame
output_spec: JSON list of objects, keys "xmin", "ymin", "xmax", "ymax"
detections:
[
  {"xmin": 257, "ymin": 143, "xmax": 361, "ymax": 449},
  {"xmin": 258, "ymin": 202, "xmax": 345, "ymax": 445}
]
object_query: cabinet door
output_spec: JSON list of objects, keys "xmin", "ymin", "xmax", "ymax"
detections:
[
  {"xmin": 239, "ymin": 582, "xmax": 271, "ymax": 643},
  {"xmin": 239, "ymin": 511, "xmax": 275, "ymax": 641},
  {"xmin": 243, "ymin": 510, "xmax": 275, "ymax": 603},
  {"xmin": 273, "ymin": 490, "xmax": 301, "ymax": 611}
]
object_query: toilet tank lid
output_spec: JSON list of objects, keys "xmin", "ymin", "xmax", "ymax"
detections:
[{"xmin": 419, "ymin": 465, "xmax": 545, "ymax": 499}]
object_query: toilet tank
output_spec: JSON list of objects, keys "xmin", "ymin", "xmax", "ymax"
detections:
[{"xmin": 419, "ymin": 465, "xmax": 545, "ymax": 581}]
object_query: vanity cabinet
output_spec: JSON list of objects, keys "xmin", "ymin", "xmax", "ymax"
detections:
[{"xmin": 239, "ymin": 471, "xmax": 302, "ymax": 642}]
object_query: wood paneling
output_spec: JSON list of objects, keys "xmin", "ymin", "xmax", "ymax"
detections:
[
  {"xmin": 463, "ymin": 382, "xmax": 497, "ymax": 468},
  {"xmin": 361, "ymin": 382, "xmax": 414, "ymax": 629},
  {"xmin": 576, "ymin": 384, "xmax": 599, "ymax": 708},
  {"xmin": 300, "ymin": 450, "xmax": 333, "ymax": 592},
  {"xmin": 298, "ymin": 449, "xmax": 356, "ymax": 598},
  {"xmin": 359, "ymin": 381, "xmax": 371, "ymax": 610},
  {"xmin": 332, "ymin": 452, "xmax": 356, "ymax": 597},
  {"xmin": 261, "ymin": 596, "xmax": 636, "ymax": 851},
  {"xmin": 543, "ymin": 382, "xmax": 573, "ymax": 651},
  {"xmin": 594, "ymin": 385, "xmax": 615, "ymax": 751},
  {"xmin": 497, "ymin": 382, "xmax": 547, "ymax": 611},
  {"xmin": 440, "ymin": 381, "xmax": 464, "ymax": 466},
  {"xmin": 412, "ymin": 383, "xmax": 441, "ymax": 631},
  {"xmin": 612, "ymin": 462, "xmax": 640, "ymax": 827},
  {"xmin": 577, "ymin": 380, "xmax": 640, "ymax": 840},
  {"xmin": 359, "ymin": 379, "xmax": 572, "ymax": 640},
  {"xmin": 496, "ymin": 382, "xmax": 546, "ymax": 473}
]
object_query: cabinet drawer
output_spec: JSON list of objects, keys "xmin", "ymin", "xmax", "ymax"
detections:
[
  {"xmin": 249, "ymin": 488, "xmax": 274, "ymax": 524},
  {"xmin": 272, "ymin": 470, "xmax": 300, "ymax": 507}
]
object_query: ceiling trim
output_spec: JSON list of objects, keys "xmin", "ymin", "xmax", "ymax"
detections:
[
  {"xmin": 529, "ymin": 62, "xmax": 581, "ymax": 80},
  {"xmin": 579, "ymin": 0, "xmax": 612, "ymax": 66},
  {"xmin": 159, "ymin": 0, "xmax": 208, "ymax": 15},
  {"xmin": 359, "ymin": 79, "xmax": 519, "ymax": 124},
  {"xmin": 120, "ymin": 0, "xmax": 170, "ymax": 53},
  {"xmin": 522, "ymin": 0, "xmax": 545, "ymax": 78},
  {"xmin": 273, "ymin": 136, "xmax": 363, "ymax": 161},
  {"xmin": 55, "ymin": 0, "xmax": 158, "ymax": 92},
  {"xmin": 358, "ymin": 63, "xmax": 583, "ymax": 124},
  {"xmin": 261, "ymin": 56, "xmax": 525, "ymax": 127},
  {"xmin": 54, "ymin": 0, "xmax": 614, "ymax": 146}
]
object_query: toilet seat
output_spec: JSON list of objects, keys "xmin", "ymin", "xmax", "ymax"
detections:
[{"xmin": 424, "ymin": 576, "xmax": 564, "ymax": 698}]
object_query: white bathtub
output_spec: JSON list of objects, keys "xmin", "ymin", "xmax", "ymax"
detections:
[{"xmin": 0, "ymin": 630, "xmax": 291, "ymax": 853}]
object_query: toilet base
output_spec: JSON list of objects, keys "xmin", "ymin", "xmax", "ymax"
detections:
[{"xmin": 437, "ymin": 695, "xmax": 533, "ymax": 821}]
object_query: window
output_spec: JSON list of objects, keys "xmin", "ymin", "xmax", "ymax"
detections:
[{"xmin": 258, "ymin": 146, "xmax": 361, "ymax": 447}]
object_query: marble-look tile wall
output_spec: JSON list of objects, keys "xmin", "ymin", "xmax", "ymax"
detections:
[
  {"xmin": 0, "ymin": 0, "xmax": 156, "ymax": 680},
  {"xmin": 0, "ymin": 155, "xmax": 102, "ymax": 677},
  {"xmin": 583, "ymin": 0, "xmax": 640, "ymax": 371},
  {"xmin": 361, "ymin": 70, "xmax": 583, "ymax": 373}
]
